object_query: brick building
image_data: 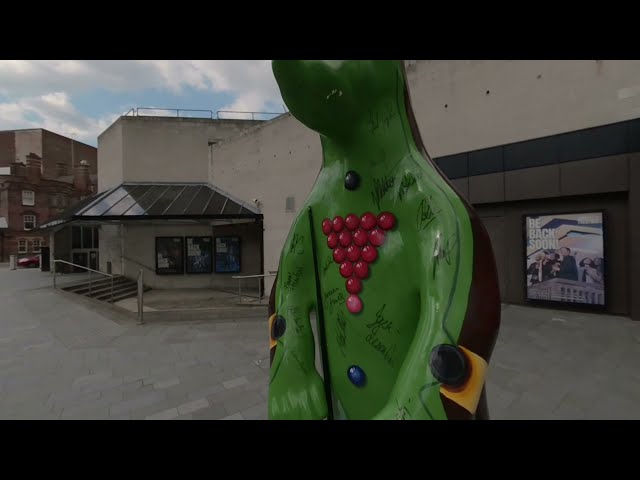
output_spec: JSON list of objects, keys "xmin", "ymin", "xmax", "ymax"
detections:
[
  {"xmin": 0, "ymin": 128, "xmax": 97, "ymax": 177},
  {"xmin": 0, "ymin": 153, "xmax": 96, "ymax": 261}
]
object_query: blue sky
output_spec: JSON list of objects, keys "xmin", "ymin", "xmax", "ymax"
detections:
[{"xmin": 0, "ymin": 60, "xmax": 285, "ymax": 146}]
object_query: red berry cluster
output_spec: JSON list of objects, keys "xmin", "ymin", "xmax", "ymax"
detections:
[{"xmin": 321, "ymin": 211, "xmax": 396, "ymax": 314}]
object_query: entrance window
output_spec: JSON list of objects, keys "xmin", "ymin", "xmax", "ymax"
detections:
[
  {"xmin": 32, "ymin": 238, "xmax": 41, "ymax": 253},
  {"xmin": 18, "ymin": 239, "xmax": 27, "ymax": 253},
  {"xmin": 72, "ymin": 226, "xmax": 99, "ymax": 249}
]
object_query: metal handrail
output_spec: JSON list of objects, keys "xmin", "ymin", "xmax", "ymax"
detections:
[
  {"xmin": 137, "ymin": 269, "xmax": 144, "ymax": 325},
  {"xmin": 232, "ymin": 273, "xmax": 276, "ymax": 303},
  {"xmin": 122, "ymin": 107, "xmax": 284, "ymax": 121},
  {"xmin": 52, "ymin": 259, "xmax": 115, "ymax": 303}
]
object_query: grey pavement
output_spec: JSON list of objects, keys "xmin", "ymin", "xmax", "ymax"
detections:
[{"xmin": 1, "ymin": 264, "xmax": 639, "ymax": 420}]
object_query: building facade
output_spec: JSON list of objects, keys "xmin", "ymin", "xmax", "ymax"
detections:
[
  {"xmin": 43, "ymin": 115, "xmax": 267, "ymax": 290},
  {"xmin": 0, "ymin": 128, "xmax": 97, "ymax": 178},
  {"xmin": 0, "ymin": 153, "xmax": 96, "ymax": 261},
  {"xmin": 207, "ymin": 60, "xmax": 640, "ymax": 320}
]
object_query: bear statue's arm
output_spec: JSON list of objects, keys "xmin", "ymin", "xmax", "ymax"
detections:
[{"xmin": 267, "ymin": 212, "xmax": 328, "ymax": 420}]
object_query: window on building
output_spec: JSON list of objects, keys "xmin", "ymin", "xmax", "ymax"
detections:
[
  {"xmin": 32, "ymin": 238, "xmax": 41, "ymax": 253},
  {"xmin": 71, "ymin": 226, "xmax": 99, "ymax": 249},
  {"xmin": 23, "ymin": 215, "xmax": 36, "ymax": 230},
  {"xmin": 22, "ymin": 190, "xmax": 35, "ymax": 206},
  {"xmin": 72, "ymin": 226, "xmax": 82, "ymax": 249},
  {"xmin": 18, "ymin": 239, "xmax": 27, "ymax": 253}
]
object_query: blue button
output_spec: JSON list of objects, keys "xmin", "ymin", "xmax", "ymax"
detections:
[{"xmin": 347, "ymin": 365, "xmax": 366, "ymax": 387}]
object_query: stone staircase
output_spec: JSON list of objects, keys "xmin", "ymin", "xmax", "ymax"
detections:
[{"xmin": 62, "ymin": 275, "xmax": 150, "ymax": 303}]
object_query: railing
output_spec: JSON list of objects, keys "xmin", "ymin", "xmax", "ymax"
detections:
[
  {"xmin": 123, "ymin": 107, "xmax": 284, "ymax": 121},
  {"xmin": 232, "ymin": 273, "xmax": 277, "ymax": 303},
  {"xmin": 137, "ymin": 269, "xmax": 144, "ymax": 325},
  {"xmin": 52, "ymin": 259, "xmax": 115, "ymax": 303}
]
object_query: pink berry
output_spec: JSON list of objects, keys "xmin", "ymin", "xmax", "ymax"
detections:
[
  {"xmin": 345, "ymin": 214, "xmax": 360, "ymax": 231},
  {"xmin": 332, "ymin": 216, "xmax": 345, "ymax": 232},
  {"xmin": 361, "ymin": 212, "xmax": 377, "ymax": 230},
  {"xmin": 346, "ymin": 294, "xmax": 363, "ymax": 314},
  {"xmin": 377, "ymin": 212, "xmax": 396, "ymax": 230},
  {"xmin": 339, "ymin": 230, "xmax": 352, "ymax": 247},
  {"xmin": 346, "ymin": 245, "xmax": 361, "ymax": 262},
  {"xmin": 353, "ymin": 228, "xmax": 368, "ymax": 247},
  {"xmin": 361, "ymin": 245, "xmax": 378, "ymax": 263},
  {"xmin": 321, "ymin": 218, "xmax": 333, "ymax": 235},
  {"xmin": 346, "ymin": 277, "xmax": 362, "ymax": 294},
  {"xmin": 369, "ymin": 228, "xmax": 386, "ymax": 247},
  {"xmin": 339, "ymin": 262, "xmax": 354, "ymax": 278},
  {"xmin": 327, "ymin": 232, "xmax": 338, "ymax": 249},
  {"xmin": 354, "ymin": 261, "xmax": 369, "ymax": 279},
  {"xmin": 333, "ymin": 247, "xmax": 346, "ymax": 263}
]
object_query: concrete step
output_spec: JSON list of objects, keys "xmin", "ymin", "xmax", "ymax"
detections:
[
  {"xmin": 60, "ymin": 274, "xmax": 150, "ymax": 305},
  {"xmin": 63, "ymin": 276, "xmax": 131, "ymax": 294}
]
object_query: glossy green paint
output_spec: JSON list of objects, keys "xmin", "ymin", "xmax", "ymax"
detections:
[{"xmin": 268, "ymin": 60, "xmax": 474, "ymax": 420}]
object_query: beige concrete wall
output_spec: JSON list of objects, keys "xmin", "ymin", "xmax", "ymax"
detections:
[
  {"xmin": 120, "ymin": 116, "xmax": 263, "ymax": 184},
  {"xmin": 97, "ymin": 122, "xmax": 123, "ymax": 191},
  {"xmin": 99, "ymin": 225, "xmax": 124, "ymax": 275},
  {"xmin": 406, "ymin": 60, "xmax": 640, "ymax": 157},
  {"xmin": 119, "ymin": 221, "xmax": 262, "ymax": 290},
  {"xmin": 210, "ymin": 114, "xmax": 321, "ymax": 294}
]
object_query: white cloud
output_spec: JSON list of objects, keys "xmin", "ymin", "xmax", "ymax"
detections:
[
  {"xmin": 0, "ymin": 92, "xmax": 120, "ymax": 145},
  {"xmin": 0, "ymin": 60, "xmax": 284, "ymax": 145}
]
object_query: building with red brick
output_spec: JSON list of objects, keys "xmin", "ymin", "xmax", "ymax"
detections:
[{"xmin": 0, "ymin": 152, "xmax": 96, "ymax": 262}]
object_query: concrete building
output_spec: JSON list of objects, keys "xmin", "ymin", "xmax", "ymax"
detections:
[
  {"xmin": 0, "ymin": 128, "xmax": 97, "ymax": 178},
  {"xmin": 41, "ymin": 115, "xmax": 267, "ymax": 290}
]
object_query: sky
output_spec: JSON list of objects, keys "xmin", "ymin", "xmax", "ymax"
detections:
[{"xmin": 0, "ymin": 60, "xmax": 285, "ymax": 146}]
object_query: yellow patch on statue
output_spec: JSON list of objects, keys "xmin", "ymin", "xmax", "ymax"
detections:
[{"xmin": 268, "ymin": 314, "xmax": 277, "ymax": 349}]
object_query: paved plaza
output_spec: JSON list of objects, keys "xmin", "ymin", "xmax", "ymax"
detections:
[{"xmin": 0, "ymin": 264, "xmax": 639, "ymax": 420}]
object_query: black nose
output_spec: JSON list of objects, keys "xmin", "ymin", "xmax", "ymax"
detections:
[
  {"xmin": 344, "ymin": 170, "xmax": 360, "ymax": 191},
  {"xmin": 429, "ymin": 344, "xmax": 470, "ymax": 388}
]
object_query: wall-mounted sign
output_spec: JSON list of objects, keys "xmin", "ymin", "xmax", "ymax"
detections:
[
  {"xmin": 185, "ymin": 236, "xmax": 213, "ymax": 274},
  {"xmin": 215, "ymin": 236, "xmax": 241, "ymax": 273},
  {"xmin": 156, "ymin": 236, "xmax": 184, "ymax": 275},
  {"xmin": 524, "ymin": 211, "xmax": 606, "ymax": 309}
]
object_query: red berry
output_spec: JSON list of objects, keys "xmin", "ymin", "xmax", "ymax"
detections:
[
  {"xmin": 361, "ymin": 212, "xmax": 377, "ymax": 230},
  {"xmin": 346, "ymin": 277, "xmax": 362, "ymax": 294},
  {"xmin": 332, "ymin": 216, "xmax": 345, "ymax": 232},
  {"xmin": 353, "ymin": 228, "xmax": 368, "ymax": 247},
  {"xmin": 369, "ymin": 228, "xmax": 386, "ymax": 247},
  {"xmin": 327, "ymin": 232, "xmax": 338, "ymax": 249},
  {"xmin": 345, "ymin": 214, "xmax": 360, "ymax": 231},
  {"xmin": 354, "ymin": 261, "xmax": 369, "ymax": 279},
  {"xmin": 346, "ymin": 245, "xmax": 361, "ymax": 262},
  {"xmin": 361, "ymin": 245, "xmax": 378, "ymax": 263},
  {"xmin": 339, "ymin": 262, "xmax": 354, "ymax": 278},
  {"xmin": 321, "ymin": 218, "xmax": 333, "ymax": 235},
  {"xmin": 377, "ymin": 212, "xmax": 396, "ymax": 230},
  {"xmin": 346, "ymin": 294, "xmax": 363, "ymax": 314},
  {"xmin": 338, "ymin": 230, "xmax": 352, "ymax": 247},
  {"xmin": 333, "ymin": 247, "xmax": 346, "ymax": 263}
]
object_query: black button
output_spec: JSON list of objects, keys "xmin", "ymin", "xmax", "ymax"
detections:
[
  {"xmin": 429, "ymin": 344, "xmax": 469, "ymax": 387},
  {"xmin": 344, "ymin": 170, "xmax": 360, "ymax": 190},
  {"xmin": 272, "ymin": 315, "xmax": 286, "ymax": 340}
]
